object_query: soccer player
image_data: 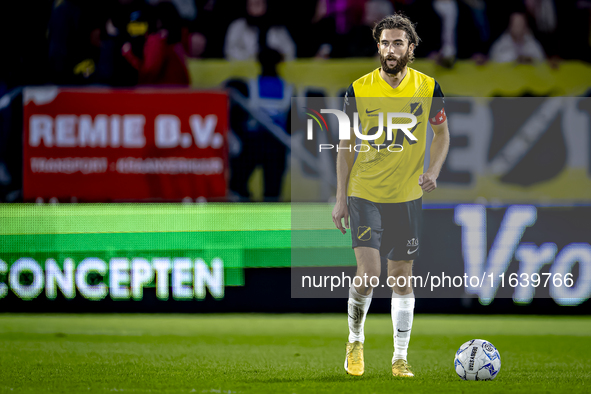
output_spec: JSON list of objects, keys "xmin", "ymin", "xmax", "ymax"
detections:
[{"xmin": 331, "ymin": 13, "xmax": 450, "ymax": 377}]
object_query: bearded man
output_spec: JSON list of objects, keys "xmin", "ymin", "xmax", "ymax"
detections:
[{"xmin": 331, "ymin": 12, "xmax": 450, "ymax": 378}]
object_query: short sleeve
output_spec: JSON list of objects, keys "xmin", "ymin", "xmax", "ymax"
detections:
[
  {"xmin": 429, "ymin": 80, "xmax": 447, "ymax": 125},
  {"xmin": 429, "ymin": 80, "xmax": 445, "ymax": 118}
]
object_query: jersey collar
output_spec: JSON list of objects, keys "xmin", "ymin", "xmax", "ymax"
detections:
[{"xmin": 376, "ymin": 67, "xmax": 412, "ymax": 95}]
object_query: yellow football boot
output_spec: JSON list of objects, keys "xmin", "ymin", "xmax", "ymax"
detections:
[
  {"xmin": 344, "ymin": 341, "xmax": 364, "ymax": 376},
  {"xmin": 392, "ymin": 359, "xmax": 414, "ymax": 377}
]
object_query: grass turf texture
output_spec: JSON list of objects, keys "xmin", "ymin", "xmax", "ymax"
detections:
[{"xmin": 0, "ymin": 314, "xmax": 590, "ymax": 394}]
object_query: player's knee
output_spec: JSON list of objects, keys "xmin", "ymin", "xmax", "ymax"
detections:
[
  {"xmin": 388, "ymin": 267, "xmax": 411, "ymax": 279},
  {"xmin": 388, "ymin": 260, "xmax": 413, "ymax": 277},
  {"xmin": 356, "ymin": 266, "xmax": 381, "ymax": 282}
]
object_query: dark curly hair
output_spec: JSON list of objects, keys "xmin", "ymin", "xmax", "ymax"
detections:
[{"xmin": 372, "ymin": 13, "xmax": 420, "ymax": 60}]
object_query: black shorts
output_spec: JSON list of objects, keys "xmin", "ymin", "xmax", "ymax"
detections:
[{"xmin": 348, "ymin": 196, "xmax": 422, "ymax": 261}]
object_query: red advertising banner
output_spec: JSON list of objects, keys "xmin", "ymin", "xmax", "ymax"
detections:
[{"xmin": 23, "ymin": 88, "xmax": 228, "ymax": 202}]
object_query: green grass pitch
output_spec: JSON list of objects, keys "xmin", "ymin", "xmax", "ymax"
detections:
[{"xmin": 0, "ymin": 314, "xmax": 590, "ymax": 393}]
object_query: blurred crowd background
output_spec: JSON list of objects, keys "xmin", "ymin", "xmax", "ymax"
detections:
[{"xmin": 1, "ymin": 0, "xmax": 591, "ymax": 93}]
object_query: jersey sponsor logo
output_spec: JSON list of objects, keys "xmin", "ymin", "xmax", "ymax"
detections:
[
  {"xmin": 357, "ymin": 226, "xmax": 371, "ymax": 241},
  {"xmin": 407, "ymin": 247, "xmax": 419, "ymax": 255}
]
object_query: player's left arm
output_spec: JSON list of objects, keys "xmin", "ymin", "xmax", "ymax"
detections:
[
  {"xmin": 420, "ymin": 80, "xmax": 450, "ymax": 193},
  {"xmin": 420, "ymin": 119, "xmax": 450, "ymax": 193}
]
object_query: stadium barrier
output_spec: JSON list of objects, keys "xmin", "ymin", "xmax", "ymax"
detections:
[{"xmin": 188, "ymin": 58, "xmax": 591, "ymax": 97}]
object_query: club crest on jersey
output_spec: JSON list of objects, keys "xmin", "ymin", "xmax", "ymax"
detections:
[
  {"xmin": 357, "ymin": 226, "xmax": 371, "ymax": 241},
  {"xmin": 410, "ymin": 102, "xmax": 423, "ymax": 117}
]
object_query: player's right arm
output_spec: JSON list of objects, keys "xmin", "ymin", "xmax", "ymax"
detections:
[
  {"xmin": 332, "ymin": 130, "xmax": 355, "ymax": 234},
  {"xmin": 332, "ymin": 84, "xmax": 357, "ymax": 234}
]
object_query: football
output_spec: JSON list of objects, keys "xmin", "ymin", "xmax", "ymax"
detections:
[{"xmin": 454, "ymin": 339, "xmax": 501, "ymax": 381}]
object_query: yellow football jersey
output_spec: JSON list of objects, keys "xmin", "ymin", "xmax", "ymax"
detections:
[{"xmin": 344, "ymin": 67, "xmax": 445, "ymax": 203}]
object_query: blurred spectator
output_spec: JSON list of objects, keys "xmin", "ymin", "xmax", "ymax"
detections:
[
  {"xmin": 122, "ymin": 1, "xmax": 190, "ymax": 85},
  {"xmin": 95, "ymin": 0, "xmax": 152, "ymax": 86},
  {"xmin": 489, "ymin": 12, "xmax": 545, "ymax": 64},
  {"xmin": 47, "ymin": 0, "xmax": 104, "ymax": 85},
  {"xmin": 187, "ymin": 31, "xmax": 208, "ymax": 58},
  {"xmin": 433, "ymin": 0, "xmax": 458, "ymax": 66},
  {"xmin": 460, "ymin": 0, "xmax": 490, "ymax": 61},
  {"xmin": 224, "ymin": 0, "xmax": 296, "ymax": 61},
  {"xmin": 326, "ymin": 0, "xmax": 366, "ymax": 35},
  {"xmin": 291, "ymin": 0, "xmax": 337, "ymax": 58},
  {"xmin": 146, "ymin": 0, "xmax": 204, "ymax": 58},
  {"xmin": 570, "ymin": 0, "xmax": 591, "ymax": 62},
  {"xmin": 187, "ymin": 0, "xmax": 242, "ymax": 58},
  {"xmin": 525, "ymin": 0, "xmax": 556, "ymax": 35},
  {"xmin": 305, "ymin": 0, "xmax": 371, "ymax": 58},
  {"xmin": 341, "ymin": 0, "xmax": 395, "ymax": 57},
  {"xmin": 147, "ymin": 0, "xmax": 197, "ymax": 21},
  {"xmin": 227, "ymin": 49, "xmax": 291, "ymax": 202},
  {"xmin": 0, "ymin": 0, "xmax": 53, "ymax": 94},
  {"xmin": 524, "ymin": 0, "xmax": 558, "ymax": 58}
]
